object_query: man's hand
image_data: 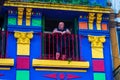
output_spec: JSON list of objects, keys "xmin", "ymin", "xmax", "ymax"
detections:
[
  {"xmin": 53, "ymin": 29, "xmax": 62, "ymax": 34},
  {"xmin": 62, "ymin": 31, "xmax": 66, "ymax": 35}
]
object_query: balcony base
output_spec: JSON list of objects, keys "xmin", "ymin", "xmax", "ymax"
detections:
[
  {"xmin": 32, "ymin": 59, "xmax": 89, "ymax": 69},
  {"xmin": 0, "ymin": 58, "xmax": 14, "ymax": 70}
]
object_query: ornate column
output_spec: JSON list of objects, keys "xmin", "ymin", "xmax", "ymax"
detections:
[
  {"xmin": 26, "ymin": 8, "xmax": 32, "ymax": 26},
  {"xmin": 96, "ymin": 13, "xmax": 103, "ymax": 30},
  {"xmin": 89, "ymin": 13, "xmax": 95, "ymax": 30},
  {"xmin": 14, "ymin": 31, "xmax": 33, "ymax": 56},
  {"xmin": 88, "ymin": 35, "xmax": 106, "ymax": 58},
  {"xmin": 18, "ymin": 8, "xmax": 24, "ymax": 25}
]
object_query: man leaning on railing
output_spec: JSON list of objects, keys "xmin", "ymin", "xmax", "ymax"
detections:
[{"xmin": 53, "ymin": 22, "xmax": 71, "ymax": 60}]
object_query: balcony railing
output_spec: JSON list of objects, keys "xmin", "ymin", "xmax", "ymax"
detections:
[
  {"xmin": 0, "ymin": 31, "xmax": 7, "ymax": 58},
  {"xmin": 41, "ymin": 32, "xmax": 80, "ymax": 61}
]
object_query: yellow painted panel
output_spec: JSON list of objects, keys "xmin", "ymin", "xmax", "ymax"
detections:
[
  {"xmin": 26, "ymin": 19, "xmax": 30, "ymax": 26},
  {"xmin": 32, "ymin": 59, "xmax": 89, "ymax": 68},
  {"xmin": 0, "ymin": 67, "xmax": 10, "ymax": 70},
  {"xmin": 97, "ymin": 24, "xmax": 101, "ymax": 30},
  {"xmin": 92, "ymin": 48, "xmax": 104, "ymax": 58},
  {"xmin": 18, "ymin": 18, "xmax": 22, "ymax": 25},
  {"xmin": 0, "ymin": 58, "xmax": 14, "ymax": 66},
  {"xmin": 35, "ymin": 68, "xmax": 87, "ymax": 72},
  {"xmin": 89, "ymin": 23, "xmax": 93, "ymax": 30},
  {"xmin": 17, "ymin": 44, "xmax": 30, "ymax": 55}
]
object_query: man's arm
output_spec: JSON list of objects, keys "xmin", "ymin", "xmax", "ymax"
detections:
[
  {"xmin": 63, "ymin": 29, "xmax": 71, "ymax": 34},
  {"xmin": 53, "ymin": 28, "xmax": 62, "ymax": 34}
]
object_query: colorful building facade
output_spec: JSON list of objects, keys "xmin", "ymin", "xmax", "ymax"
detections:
[{"xmin": 0, "ymin": 0, "xmax": 114, "ymax": 80}]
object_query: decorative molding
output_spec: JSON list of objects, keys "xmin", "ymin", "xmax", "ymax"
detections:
[
  {"xmin": 88, "ymin": 35, "xmax": 106, "ymax": 58},
  {"xmin": 88, "ymin": 35, "xmax": 106, "ymax": 48},
  {"xmin": 4, "ymin": 1, "xmax": 111, "ymax": 13},
  {"xmin": 89, "ymin": 13, "xmax": 95, "ymax": 30},
  {"xmin": 96, "ymin": 13, "xmax": 103, "ymax": 30},
  {"xmin": 44, "ymin": 73, "xmax": 81, "ymax": 79},
  {"xmin": 32, "ymin": 59, "xmax": 89, "ymax": 69},
  {"xmin": 26, "ymin": 8, "xmax": 32, "ymax": 26},
  {"xmin": 18, "ymin": 8, "xmax": 24, "ymax": 25},
  {"xmin": 14, "ymin": 31, "xmax": 33, "ymax": 55}
]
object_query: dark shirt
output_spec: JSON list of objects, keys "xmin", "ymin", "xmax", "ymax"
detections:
[{"xmin": 57, "ymin": 28, "xmax": 67, "ymax": 32}]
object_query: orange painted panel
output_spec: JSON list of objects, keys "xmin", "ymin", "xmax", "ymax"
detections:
[
  {"xmin": 102, "ymin": 24, "xmax": 108, "ymax": 30},
  {"xmin": 79, "ymin": 22, "xmax": 88, "ymax": 29}
]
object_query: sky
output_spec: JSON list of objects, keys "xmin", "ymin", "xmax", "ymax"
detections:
[{"xmin": 111, "ymin": 0, "xmax": 120, "ymax": 13}]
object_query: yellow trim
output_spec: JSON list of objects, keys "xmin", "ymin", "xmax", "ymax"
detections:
[
  {"xmin": 96, "ymin": 13, "xmax": 103, "ymax": 30},
  {"xmin": 88, "ymin": 35, "xmax": 106, "ymax": 58},
  {"xmin": 89, "ymin": 13, "xmax": 95, "ymax": 30},
  {"xmin": 32, "ymin": 59, "xmax": 89, "ymax": 68},
  {"xmin": 26, "ymin": 8, "xmax": 32, "ymax": 26},
  {"xmin": 35, "ymin": 68, "xmax": 87, "ymax": 72},
  {"xmin": 18, "ymin": 8, "xmax": 24, "ymax": 25},
  {"xmin": 0, "ymin": 67, "xmax": 10, "ymax": 70},
  {"xmin": 0, "ymin": 58, "xmax": 14, "ymax": 66},
  {"xmin": 4, "ymin": 1, "xmax": 111, "ymax": 13}
]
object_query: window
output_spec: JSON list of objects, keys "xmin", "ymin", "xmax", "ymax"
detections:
[{"xmin": 42, "ymin": 18, "xmax": 79, "ymax": 61}]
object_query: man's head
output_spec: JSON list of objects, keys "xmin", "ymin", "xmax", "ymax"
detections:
[{"xmin": 58, "ymin": 22, "xmax": 64, "ymax": 30}]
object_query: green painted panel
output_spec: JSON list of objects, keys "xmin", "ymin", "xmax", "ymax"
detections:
[
  {"xmin": 94, "ymin": 73, "xmax": 106, "ymax": 80},
  {"xmin": 16, "ymin": 70, "xmax": 29, "ymax": 80},
  {"xmin": 8, "ymin": 18, "xmax": 16, "ymax": 25},
  {"xmin": 32, "ymin": 19, "xmax": 41, "ymax": 27}
]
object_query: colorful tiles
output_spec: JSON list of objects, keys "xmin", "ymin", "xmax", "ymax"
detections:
[
  {"xmin": 17, "ymin": 57, "xmax": 30, "ymax": 69},
  {"xmin": 79, "ymin": 22, "xmax": 88, "ymax": 29},
  {"xmin": 16, "ymin": 70, "xmax": 29, "ymax": 80},
  {"xmin": 92, "ymin": 60, "xmax": 105, "ymax": 72},
  {"xmin": 93, "ymin": 73, "xmax": 106, "ymax": 80}
]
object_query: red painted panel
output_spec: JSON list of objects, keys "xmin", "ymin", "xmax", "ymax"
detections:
[
  {"xmin": 16, "ymin": 57, "xmax": 30, "ymax": 69},
  {"xmin": 67, "ymin": 74, "xmax": 80, "ymax": 79},
  {"xmin": 44, "ymin": 73, "xmax": 57, "ymax": 79},
  {"xmin": 92, "ymin": 60, "xmax": 105, "ymax": 72}
]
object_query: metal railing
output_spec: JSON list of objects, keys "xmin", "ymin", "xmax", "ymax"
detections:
[
  {"xmin": 113, "ymin": 65, "xmax": 120, "ymax": 80},
  {"xmin": 41, "ymin": 32, "xmax": 80, "ymax": 61}
]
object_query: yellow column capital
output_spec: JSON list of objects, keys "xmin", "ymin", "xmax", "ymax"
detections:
[
  {"xmin": 88, "ymin": 35, "xmax": 106, "ymax": 48},
  {"xmin": 14, "ymin": 31, "xmax": 33, "ymax": 55}
]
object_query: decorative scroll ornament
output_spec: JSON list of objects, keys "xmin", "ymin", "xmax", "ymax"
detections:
[
  {"xmin": 18, "ymin": 8, "xmax": 24, "ymax": 25},
  {"xmin": 26, "ymin": 8, "xmax": 32, "ymax": 26},
  {"xmin": 89, "ymin": 13, "xmax": 95, "ymax": 30},
  {"xmin": 96, "ymin": 13, "xmax": 103, "ymax": 30},
  {"xmin": 88, "ymin": 35, "xmax": 106, "ymax": 48}
]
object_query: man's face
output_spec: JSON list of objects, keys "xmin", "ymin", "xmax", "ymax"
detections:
[{"xmin": 59, "ymin": 22, "xmax": 64, "ymax": 29}]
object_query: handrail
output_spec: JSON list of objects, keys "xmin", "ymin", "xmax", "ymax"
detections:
[{"xmin": 113, "ymin": 65, "xmax": 120, "ymax": 77}]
